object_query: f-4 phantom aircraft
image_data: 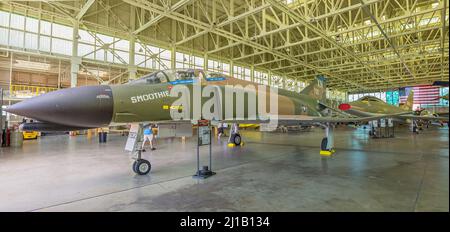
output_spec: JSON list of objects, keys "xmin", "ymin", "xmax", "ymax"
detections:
[
  {"xmin": 338, "ymin": 91, "xmax": 448, "ymax": 122},
  {"xmin": 6, "ymin": 69, "xmax": 405, "ymax": 175}
]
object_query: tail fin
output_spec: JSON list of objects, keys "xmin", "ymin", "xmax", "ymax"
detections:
[
  {"xmin": 300, "ymin": 75, "xmax": 327, "ymax": 102},
  {"xmin": 400, "ymin": 90, "xmax": 414, "ymax": 111}
]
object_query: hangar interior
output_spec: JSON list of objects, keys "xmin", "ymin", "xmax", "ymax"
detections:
[{"xmin": 0, "ymin": 0, "xmax": 448, "ymax": 212}]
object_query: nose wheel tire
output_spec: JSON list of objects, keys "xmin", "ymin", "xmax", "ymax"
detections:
[
  {"xmin": 321, "ymin": 137, "xmax": 328, "ymax": 151},
  {"xmin": 231, "ymin": 134, "xmax": 241, "ymax": 146},
  {"xmin": 133, "ymin": 159, "xmax": 151, "ymax": 175}
]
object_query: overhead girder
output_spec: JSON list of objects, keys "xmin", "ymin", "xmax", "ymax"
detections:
[
  {"xmin": 0, "ymin": 0, "xmax": 448, "ymax": 92},
  {"xmin": 123, "ymin": 0, "xmax": 368, "ymax": 90}
]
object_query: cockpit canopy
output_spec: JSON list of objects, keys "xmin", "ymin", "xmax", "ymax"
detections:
[
  {"xmin": 128, "ymin": 69, "xmax": 227, "ymax": 85},
  {"xmin": 358, "ymin": 95, "xmax": 384, "ymax": 103}
]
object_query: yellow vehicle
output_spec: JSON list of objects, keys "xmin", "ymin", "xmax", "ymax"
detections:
[
  {"xmin": 239, "ymin": 124, "xmax": 260, "ymax": 129},
  {"xmin": 23, "ymin": 131, "xmax": 39, "ymax": 140}
]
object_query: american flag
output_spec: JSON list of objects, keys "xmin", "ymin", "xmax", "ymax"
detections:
[{"xmin": 399, "ymin": 85, "xmax": 440, "ymax": 104}]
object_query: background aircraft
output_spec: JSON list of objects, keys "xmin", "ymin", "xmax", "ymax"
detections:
[{"xmin": 338, "ymin": 91, "xmax": 448, "ymax": 122}]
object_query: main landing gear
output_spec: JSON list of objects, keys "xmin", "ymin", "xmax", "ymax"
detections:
[
  {"xmin": 229, "ymin": 133, "xmax": 242, "ymax": 146},
  {"xmin": 228, "ymin": 123, "xmax": 243, "ymax": 147},
  {"xmin": 320, "ymin": 123, "xmax": 335, "ymax": 156}
]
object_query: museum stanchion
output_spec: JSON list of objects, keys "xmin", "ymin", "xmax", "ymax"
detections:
[{"xmin": 193, "ymin": 119, "xmax": 215, "ymax": 179}]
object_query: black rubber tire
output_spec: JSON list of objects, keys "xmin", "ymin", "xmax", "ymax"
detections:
[
  {"xmin": 232, "ymin": 134, "xmax": 241, "ymax": 146},
  {"xmin": 133, "ymin": 159, "xmax": 151, "ymax": 175},
  {"xmin": 321, "ymin": 137, "xmax": 328, "ymax": 151},
  {"xmin": 132, "ymin": 160, "xmax": 138, "ymax": 173}
]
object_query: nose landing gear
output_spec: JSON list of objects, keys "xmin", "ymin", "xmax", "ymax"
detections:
[{"xmin": 132, "ymin": 152, "xmax": 151, "ymax": 175}]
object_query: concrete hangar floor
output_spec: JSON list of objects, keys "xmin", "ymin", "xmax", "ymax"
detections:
[{"xmin": 0, "ymin": 126, "xmax": 448, "ymax": 212}]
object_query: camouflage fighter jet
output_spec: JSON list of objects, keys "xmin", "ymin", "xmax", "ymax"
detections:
[{"xmin": 6, "ymin": 69, "xmax": 405, "ymax": 175}]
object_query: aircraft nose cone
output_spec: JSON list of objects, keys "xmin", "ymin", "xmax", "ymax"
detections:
[{"xmin": 6, "ymin": 85, "xmax": 114, "ymax": 128}]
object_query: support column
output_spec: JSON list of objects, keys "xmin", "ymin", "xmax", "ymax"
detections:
[
  {"xmin": 71, "ymin": 21, "xmax": 80, "ymax": 88},
  {"xmin": 203, "ymin": 29, "xmax": 208, "ymax": 72},
  {"xmin": 229, "ymin": 59, "xmax": 234, "ymax": 77},
  {"xmin": 203, "ymin": 53, "xmax": 208, "ymax": 71},
  {"xmin": 250, "ymin": 65, "xmax": 254, "ymax": 83},
  {"xmin": 128, "ymin": 37, "xmax": 137, "ymax": 80},
  {"xmin": 9, "ymin": 52, "xmax": 13, "ymax": 94},
  {"xmin": 171, "ymin": 20, "xmax": 177, "ymax": 70},
  {"xmin": 57, "ymin": 60, "xmax": 61, "ymax": 89},
  {"xmin": 171, "ymin": 46, "xmax": 176, "ymax": 70},
  {"xmin": 129, "ymin": 6, "xmax": 137, "ymax": 81}
]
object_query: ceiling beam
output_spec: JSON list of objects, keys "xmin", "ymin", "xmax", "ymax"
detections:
[
  {"xmin": 133, "ymin": 0, "xmax": 194, "ymax": 35},
  {"xmin": 75, "ymin": 0, "xmax": 96, "ymax": 21},
  {"xmin": 175, "ymin": 3, "xmax": 271, "ymax": 46},
  {"xmin": 360, "ymin": 0, "xmax": 416, "ymax": 80},
  {"xmin": 123, "ymin": 0, "xmax": 367, "ymax": 90},
  {"xmin": 440, "ymin": 0, "xmax": 448, "ymax": 80}
]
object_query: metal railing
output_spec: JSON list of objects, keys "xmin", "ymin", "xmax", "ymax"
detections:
[{"xmin": 9, "ymin": 85, "xmax": 58, "ymax": 98}]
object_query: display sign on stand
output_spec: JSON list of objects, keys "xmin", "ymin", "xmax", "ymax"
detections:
[
  {"xmin": 387, "ymin": 118, "xmax": 395, "ymax": 138},
  {"xmin": 125, "ymin": 124, "xmax": 142, "ymax": 152},
  {"xmin": 380, "ymin": 119, "xmax": 386, "ymax": 128},
  {"xmin": 388, "ymin": 118, "xmax": 394, "ymax": 127},
  {"xmin": 193, "ymin": 120, "xmax": 216, "ymax": 179}
]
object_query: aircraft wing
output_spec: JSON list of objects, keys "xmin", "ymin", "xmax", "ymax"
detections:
[
  {"xmin": 220, "ymin": 112, "xmax": 409, "ymax": 125},
  {"xmin": 317, "ymin": 102, "xmax": 354, "ymax": 117},
  {"xmin": 396, "ymin": 115, "xmax": 449, "ymax": 121}
]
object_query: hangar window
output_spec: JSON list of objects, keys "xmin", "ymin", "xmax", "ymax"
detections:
[
  {"xmin": 0, "ymin": 10, "xmax": 171, "ymax": 74},
  {"xmin": 285, "ymin": 78, "xmax": 296, "ymax": 92},
  {"xmin": 52, "ymin": 23, "xmax": 72, "ymax": 40},
  {"xmin": 0, "ymin": 11, "xmax": 8, "ymax": 27},
  {"xmin": 207, "ymin": 59, "xmax": 230, "ymax": 75},
  {"xmin": 25, "ymin": 17, "xmax": 38, "ymax": 33},
  {"xmin": 270, "ymin": 75, "xmax": 283, "ymax": 89},
  {"xmin": 10, "ymin": 13, "xmax": 25, "ymax": 30},
  {"xmin": 135, "ymin": 44, "xmax": 171, "ymax": 70},
  {"xmin": 243, "ymin": 68, "xmax": 251, "ymax": 81},
  {"xmin": 254, "ymin": 70, "xmax": 268, "ymax": 85},
  {"xmin": 176, "ymin": 52, "xmax": 203, "ymax": 69},
  {"xmin": 233, "ymin": 66, "xmax": 244, "ymax": 80}
]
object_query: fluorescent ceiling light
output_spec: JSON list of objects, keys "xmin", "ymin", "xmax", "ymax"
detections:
[{"xmin": 14, "ymin": 60, "xmax": 51, "ymax": 71}]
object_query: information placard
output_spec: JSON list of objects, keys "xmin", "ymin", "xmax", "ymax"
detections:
[
  {"xmin": 380, "ymin": 119, "xmax": 386, "ymax": 128},
  {"xmin": 388, "ymin": 118, "xmax": 394, "ymax": 127},
  {"xmin": 372, "ymin": 120, "xmax": 378, "ymax": 127},
  {"xmin": 198, "ymin": 120, "xmax": 211, "ymax": 146},
  {"xmin": 125, "ymin": 124, "xmax": 141, "ymax": 151},
  {"xmin": 198, "ymin": 126, "xmax": 211, "ymax": 146}
]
